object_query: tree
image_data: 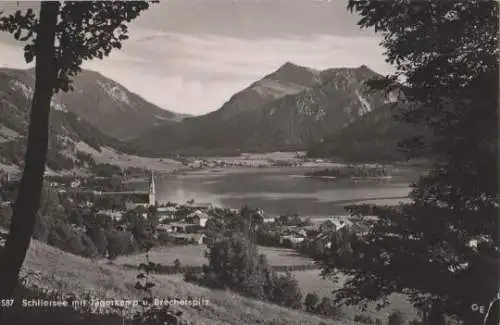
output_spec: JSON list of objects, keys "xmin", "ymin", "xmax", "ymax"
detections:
[
  {"xmin": 304, "ymin": 292, "xmax": 320, "ymax": 312},
  {"xmin": 318, "ymin": 2, "xmax": 498, "ymax": 325},
  {"xmin": 86, "ymin": 223, "xmax": 108, "ymax": 256},
  {"xmin": 0, "ymin": 1, "xmax": 155, "ymax": 300},
  {"xmin": 107, "ymin": 230, "xmax": 132, "ymax": 260},
  {"xmin": 173, "ymin": 258, "xmax": 181, "ymax": 273},
  {"xmin": 204, "ymin": 235, "xmax": 263, "ymax": 295},
  {"xmin": 315, "ymin": 297, "xmax": 341, "ymax": 318},
  {"xmin": 271, "ymin": 271, "xmax": 303, "ymax": 309}
]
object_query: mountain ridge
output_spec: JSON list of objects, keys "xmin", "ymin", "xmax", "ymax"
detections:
[
  {"xmin": 3, "ymin": 67, "xmax": 187, "ymax": 140},
  {"xmin": 0, "ymin": 68, "xmax": 138, "ymax": 172},
  {"xmin": 129, "ymin": 62, "xmax": 389, "ymax": 157}
]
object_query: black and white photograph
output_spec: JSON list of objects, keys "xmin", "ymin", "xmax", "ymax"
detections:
[{"xmin": 0, "ymin": 1, "xmax": 497, "ymax": 325}]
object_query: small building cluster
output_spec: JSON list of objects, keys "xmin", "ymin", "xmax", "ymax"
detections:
[
  {"xmin": 155, "ymin": 202, "xmax": 213, "ymax": 245},
  {"xmin": 275, "ymin": 218, "xmax": 353, "ymax": 248}
]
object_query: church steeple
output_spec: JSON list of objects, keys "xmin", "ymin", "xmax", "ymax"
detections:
[{"xmin": 149, "ymin": 170, "xmax": 156, "ymax": 206}]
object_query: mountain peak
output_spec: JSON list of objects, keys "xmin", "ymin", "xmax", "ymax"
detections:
[
  {"xmin": 280, "ymin": 61, "xmax": 302, "ymax": 69},
  {"xmin": 277, "ymin": 61, "xmax": 319, "ymax": 74},
  {"xmin": 357, "ymin": 64, "xmax": 378, "ymax": 76},
  {"xmin": 263, "ymin": 61, "xmax": 320, "ymax": 87}
]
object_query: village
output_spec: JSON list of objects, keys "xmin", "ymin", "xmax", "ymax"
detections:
[{"xmin": 0, "ymin": 168, "xmax": 371, "ymax": 260}]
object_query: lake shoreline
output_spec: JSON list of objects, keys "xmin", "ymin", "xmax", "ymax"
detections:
[{"xmin": 152, "ymin": 164, "xmax": 414, "ymax": 217}]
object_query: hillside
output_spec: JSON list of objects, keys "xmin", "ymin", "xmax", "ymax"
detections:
[
  {"xmin": 0, "ymin": 68, "xmax": 132, "ymax": 171},
  {"xmin": 2, "ymin": 67, "xmax": 185, "ymax": 141},
  {"xmin": 51, "ymin": 69, "xmax": 186, "ymax": 140},
  {"xmin": 130, "ymin": 63, "xmax": 389, "ymax": 157},
  {"xmin": 0, "ymin": 68, "xmax": 187, "ymax": 173},
  {"xmin": 14, "ymin": 237, "xmax": 355, "ymax": 325},
  {"xmin": 213, "ymin": 62, "xmax": 327, "ymax": 121},
  {"xmin": 306, "ymin": 97, "xmax": 430, "ymax": 163}
]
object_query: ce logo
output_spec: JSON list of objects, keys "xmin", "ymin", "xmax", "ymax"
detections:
[{"xmin": 471, "ymin": 303, "xmax": 486, "ymax": 314}]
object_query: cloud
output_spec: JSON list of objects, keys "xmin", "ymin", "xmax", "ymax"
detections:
[
  {"xmin": 0, "ymin": 43, "xmax": 31, "ymax": 69},
  {"xmin": 0, "ymin": 25, "xmax": 393, "ymax": 116},
  {"xmin": 83, "ymin": 28, "xmax": 393, "ymax": 115}
]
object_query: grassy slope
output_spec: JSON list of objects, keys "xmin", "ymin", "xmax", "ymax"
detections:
[
  {"xmin": 114, "ymin": 245, "xmax": 315, "ymax": 268},
  {"xmin": 18, "ymin": 238, "xmax": 355, "ymax": 325}
]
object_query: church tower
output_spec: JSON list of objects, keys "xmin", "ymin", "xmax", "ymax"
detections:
[{"xmin": 149, "ymin": 170, "xmax": 156, "ymax": 206}]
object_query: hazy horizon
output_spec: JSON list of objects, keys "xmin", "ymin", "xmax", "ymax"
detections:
[{"xmin": 0, "ymin": 0, "xmax": 393, "ymax": 116}]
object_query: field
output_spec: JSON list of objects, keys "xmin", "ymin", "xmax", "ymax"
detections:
[
  {"xmin": 115, "ymin": 244, "xmax": 418, "ymax": 323},
  {"xmin": 114, "ymin": 245, "xmax": 315, "ymax": 267},
  {"xmin": 0, "ymin": 228, "xmax": 419, "ymax": 324},
  {"xmin": 18, "ymin": 239, "xmax": 354, "ymax": 325},
  {"xmin": 76, "ymin": 141, "xmax": 183, "ymax": 172}
]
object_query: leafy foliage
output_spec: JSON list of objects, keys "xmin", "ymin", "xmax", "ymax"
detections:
[
  {"xmin": 318, "ymin": 2, "xmax": 499, "ymax": 325},
  {"xmin": 201, "ymin": 234, "xmax": 303, "ymax": 309},
  {"xmin": 0, "ymin": 2, "xmax": 155, "ymax": 93},
  {"xmin": 0, "ymin": 1, "xmax": 156, "ymax": 302},
  {"xmin": 387, "ymin": 310, "xmax": 405, "ymax": 325},
  {"xmin": 304, "ymin": 292, "xmax": 320, "ymax": 312}
]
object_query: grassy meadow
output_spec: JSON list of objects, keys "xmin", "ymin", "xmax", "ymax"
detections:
[
  {"xmin": 113, "ymin": 244, "xmax": 315, "ymax": 267},
  {"xmin": 18, "ymin": 239, "xmax": 353, "ymax": 325}
]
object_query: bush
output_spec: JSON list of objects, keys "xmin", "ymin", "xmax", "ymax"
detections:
[
  {"xmin": 315, "ymin": 297, "xmax": 341, "ymax": 318},
  {"xmin": 173, "ymin": 258, "xmax": 181, "ymax": 273},
  {"xmin": 355, "ymin": 314, "xmax": 376, "ymax": 324},
  {"xmin": 388, "ymin": 310, "xmax": 405, "ymax": 325},
  {"xmin": 184, "ymin": 268, "xmax": 200, "ymax": 283},
  {"xmin": 304, "ymin": 292, "xmax": 320, "ymax": 312},
  {"xmin": 107, "ymin": 230, "xmax": 134, "ymax": 260},
  {"xmin": 270, "ymin": 271, "xmax": 302, "ymax": 309}
]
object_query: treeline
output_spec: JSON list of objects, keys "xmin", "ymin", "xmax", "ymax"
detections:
[
  {"xmin": 124, "ymin": 262, "xmax": 319, "ymax": 276},
  {"xmin": 184, "ymin": 235, "xmax": 305, "ymax": 310},
  {"xmin": 0, "ymin": 184, "xmax": 159, "ymax": 260},
  {"xmin": 305, "ymin": 166, "xmax": 390, "ymax": 178}
]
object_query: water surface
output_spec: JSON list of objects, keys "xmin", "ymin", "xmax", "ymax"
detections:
[{"xmin": 154, "ymin": 167, "xmax": 415, "ymax": 217}]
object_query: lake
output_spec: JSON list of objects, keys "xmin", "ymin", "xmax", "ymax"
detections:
[{"xmin": 154, "ymin": 166, "xmax": 416, "ymax": 217}]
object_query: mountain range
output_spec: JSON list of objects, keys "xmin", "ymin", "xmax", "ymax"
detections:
[
  {"xmin": 0, "ymin": 62, "xmax": 416, "ymax": 172},
  {"xmin": 0, "ymin": 68, "xmax": 126, "ymax": 171},
  {"xmin": 130, "ymin": 62, "xmax": 400, "ymax": 157}
]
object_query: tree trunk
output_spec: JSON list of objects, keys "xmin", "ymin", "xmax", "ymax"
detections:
[{"xmin": 0, "ymin": 1, "xmax": 59, "ymax": 301}]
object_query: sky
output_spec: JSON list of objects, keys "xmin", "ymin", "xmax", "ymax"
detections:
[{"xmin": 0, "ymin": 0, "xmax": 393, "ymax": 116}]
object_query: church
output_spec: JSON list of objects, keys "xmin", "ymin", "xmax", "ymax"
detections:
[{"xmin": 124, "ymin": 171, "xmax": 156, "ymax": 210}]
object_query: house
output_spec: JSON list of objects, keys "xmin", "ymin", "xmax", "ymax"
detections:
[
  {"xmin": 70, "ymin": 179, "xmax": 81, "ymax": 188},
  {"xmin": 71, "ymin": 224, "xmax": 87, "ymax": 235},
  {"xmin": 97, "ymin": 210, "xmax": 123, "ymax": 222},
  {"xmin": 158, "ymin": 206, "xmax": 177, "ymax": 213},
  {"xmin": 293, "ymin": 229, "xmax": 307, "ymax": 237},
  {"xmin": 167, "ymin": 222, "xmax": 199, "ymax": 233},
  {"xmin": 279, "ymin": 234, "xmax": 306, "ymax": 247},
  {"xmin": 315, "ymin": 233, "xmax": 333, "ymax": 249},
  {"xmin": 318, "ymin": 219, "xmax": 352, "ymax": 233},
  {"xmin": 185, "ymin": 202, "xmax": 213, "ymax": 212},
  {"xmin": 158, "ymin": 214, "xmax": 175, "ymax": 223},
  {"xmin": 186, "ymin": 210, "xmax": 209, "ymax": 227},
  {"xmin": 169, "ymin": 233, "xmax": 205, "ymax": 245},
  {"xmin": 157, "ymin": 224, "xmax": 173, "ymax": 232},
  {"xmin": 77, "ymin": 201, "xmax": 93, "ymax": 209}
]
